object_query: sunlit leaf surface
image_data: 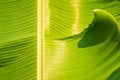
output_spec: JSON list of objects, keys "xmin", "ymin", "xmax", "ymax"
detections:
[{"xmin": 44, "ymin": 0, "xmax": 120, "ymax": 80}]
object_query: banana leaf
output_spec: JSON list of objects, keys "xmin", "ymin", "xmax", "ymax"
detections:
[
  {"xmin": 0, "ymin": 0, "xmax": 37, "ymax": 80},
  {"xmin": 44, "ymin": 0, "xmax": 120, "ymax": 80}
]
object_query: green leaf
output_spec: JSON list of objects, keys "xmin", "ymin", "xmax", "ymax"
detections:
[
  {"xmin": 44, "ymin": 0, "xmax": 120, "ymax": 80},
  {"xmin": 78, "ymin": 9, "xmax": 119, "ymax": 47},
  {"xmin": 0, "ymin": 0, "xmax": 37, "ymax": 80},
  {"xmin": 49, "ymin": 0, "xmax": 75, "ymax": 39}
]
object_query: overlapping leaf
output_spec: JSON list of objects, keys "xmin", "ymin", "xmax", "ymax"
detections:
[{"xmin": 44, "ymin": 0, "xmax": 120, "ymax": 80}]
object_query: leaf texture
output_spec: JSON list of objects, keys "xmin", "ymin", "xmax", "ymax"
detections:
[
  {"xmin": 0, "ymin": 0, "xmax": 37, "ymax": 80},
  {"xmin": 44, "ymin": 0, "xmax": 120, "ymax": 80}
]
